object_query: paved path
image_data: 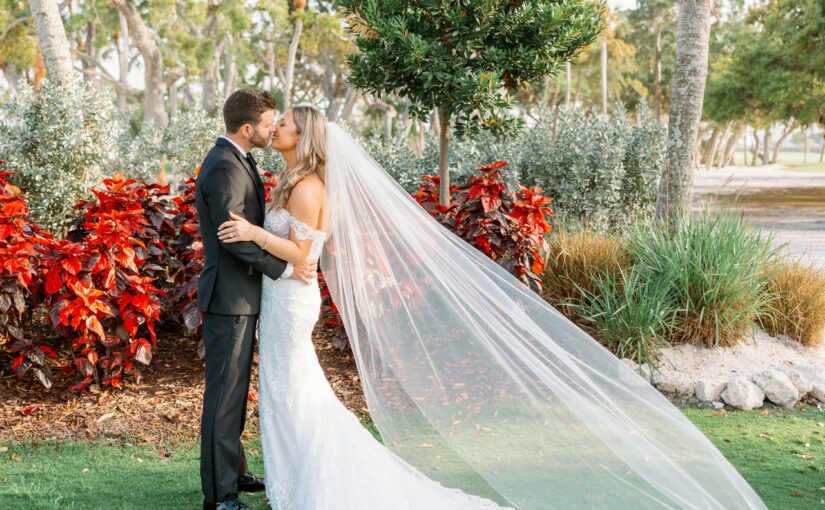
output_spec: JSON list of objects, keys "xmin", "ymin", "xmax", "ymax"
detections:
[{"xmin": 692, "ymin": 165, "xmax": 825, "ymax": 268}]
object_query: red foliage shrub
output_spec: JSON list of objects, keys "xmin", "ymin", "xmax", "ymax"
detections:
[
  {"xmin": 40, "ymin": 173, "xmax": 165, "ymax": 391},
  {"xmin": 0, "ymin": 164, "xmax": 59, "ymax": 388},
  {"xmin": 325, "ymin": 160, "xmax": 555, "ymax": 351},
  {"xmin": 418, "ymin": 161, "xmax": 554, "ymax": 292}
]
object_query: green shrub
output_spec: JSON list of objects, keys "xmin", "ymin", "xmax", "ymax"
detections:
[
  {"xmin": 115, "ymin": 109, "xmax": 222, "ymax": 181},
  {"xmin": 628, "ymin": 211, "xmax": 779, "ymax": 348},
  {"xmin": 517, "ymin": 103, "xmax": 665, "ymax": 232},
  {"xmin": 568, "ymin": 267, "xmax": 674, "ymax": 368}
]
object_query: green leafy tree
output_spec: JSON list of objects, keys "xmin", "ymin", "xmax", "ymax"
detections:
[{"xmin": 339, "ymin": 0, "xmax": 605, "ymax": 206}]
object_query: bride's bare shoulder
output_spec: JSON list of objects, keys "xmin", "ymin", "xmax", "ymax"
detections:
[{"xmin": 289, "ymin": 175, "xmax": 325, "ymax": 206}]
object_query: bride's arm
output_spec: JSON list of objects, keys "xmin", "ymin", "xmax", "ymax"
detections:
[{"xmin": 218, "ymin": 178, "xmax": 324, "ymax": 265}]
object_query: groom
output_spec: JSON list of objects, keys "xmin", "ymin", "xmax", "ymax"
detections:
[{"xmin": 195, "ymin": 89, "xmax": 315, "ymax": 510}]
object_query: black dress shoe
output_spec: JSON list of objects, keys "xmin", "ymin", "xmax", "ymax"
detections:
[
  {"xmin": 238, "ymin": 472, "xmax": 266, "ymax": 493},
  {"xmin": 204, "ymin": 494, "xmax": 250, "ymax": 510}
]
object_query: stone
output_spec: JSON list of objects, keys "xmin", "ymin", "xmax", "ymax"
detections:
[
  {"xmin": 694, "ymin": 379, "xmax": 727, "ymax": 402},
  {"xmin": 752, "ymin": 369, "xmax": 799, "ymax": 408},
  {"xmin": 711, "ymin": 401, "xmax": 725, "ymax": 410},
  {"xmin": 721, "ymin": 377, "xmax": 765, "ymax": 410},
  {"xmin": 652, "ymin": 372, "xmax": 695, "ymax": 397},
  {"xmin": 794, "ymin": 365, "xmax": 825, "ymax": 382},
  {"xmin": 778, "ymin": 367, "xmax": 813, "ymax": 396},
  {"xmin": 810, "ymin": 378, "xmax": 825, "ymax": 403}
]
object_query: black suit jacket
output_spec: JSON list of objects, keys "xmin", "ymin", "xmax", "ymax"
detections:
[{"xmin": 195, "ymin": 137, "xmax": 288, "ymax": 315}]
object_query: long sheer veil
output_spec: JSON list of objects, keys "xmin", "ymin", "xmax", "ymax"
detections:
[{"xmin": 319, "ymin": 121, "xmax": 767, "ymax": 509}]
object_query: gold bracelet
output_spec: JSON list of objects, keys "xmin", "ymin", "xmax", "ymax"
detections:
[{"xmin": 262, "ymin": 232, "xmax": 270, "ymax": 251}]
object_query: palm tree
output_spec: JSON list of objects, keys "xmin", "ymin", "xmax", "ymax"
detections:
[{"xmin": 655, "ymin": 0, "xmax": 715, "ymax": 227}]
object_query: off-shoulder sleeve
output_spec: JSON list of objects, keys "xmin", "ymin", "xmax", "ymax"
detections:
[{"xmin": 288, "ymin": 214, "xmax": 326, "ymax": 241}]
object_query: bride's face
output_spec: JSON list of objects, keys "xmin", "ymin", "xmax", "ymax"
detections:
[{"xmin": 271, "ymin": 109, "xmax": 300, "ymax": 152}]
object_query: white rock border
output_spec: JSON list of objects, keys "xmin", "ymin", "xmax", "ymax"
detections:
[{"xmin": 621, "ymin": 359, "xmax": 825, "ymax": 410}]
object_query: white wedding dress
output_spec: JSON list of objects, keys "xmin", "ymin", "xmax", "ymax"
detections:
[{"xmin": 257, "ymin": 207, "xmax": 514, "ymax": 510}]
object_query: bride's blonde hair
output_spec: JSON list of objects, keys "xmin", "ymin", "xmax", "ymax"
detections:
[{"xmin": 268, "ymin": 105, "xmax": 327, "ymax": 211}]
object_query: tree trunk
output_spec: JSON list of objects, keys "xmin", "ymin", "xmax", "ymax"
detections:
[
  {"xmin": 654, "ymin": 28, "xmax": 663, "ymax": 122},
  {"xmin": 762, "ymin": 126, "xmax": 770, "ymax": 166},
  {"xmin": 600, "ymin": 36, "xmax": 608, "ymax": 119},
  {"xmin": 201, "ymin": 0, "xmax": 220, "ymax": 112},
  {"xmin": 81, "ymin": 21, "xmax": 97, "ymax": 82},
  {"xmin": 2, "ymin": 63, "xmax": 20, "ymax": 91},
  {"xmin": 564, "ymin": 61, "xmax": 572, "ymax": 108},
  {"xmin": 438, "ymin": 109, "xmax": 451, "ymax": 207},
  {"xmin": 339, "ymin": 86, "xmax": 359, "ymax": 123},
  {"xmin": 751, "ymin": 129, "xmax": 760, "ymax": 166},
  {"xmin": 112, "ymin": 0, "xmax": 168, "ymax": 126},
  {"xmin": 803, "ymin": 127, "xmax": 809, "ymax": 165},
  {"xmin": 283, "ymin": 15, "xmax": 304, "ymax": 110},
  {"xmin": 771, "ymin": 124, "xmax": 794, "ymax": 164},
  {"xmin": 267, "ymin": 41, "xmax": 278, "ymax": 96},
  {"xmin": 655, "ymin": 0, "xmax": 713, "ymax": 227},
  {"xmin": 223, "ymin": 36, "xmax": 238, "ymax": 99},
  {"xmin": 719, "ymin": 122, "xmax": 742, "ymax": 168},
  {"xmin": 703, "ymin": 126, "xmax": 721, "ymax": 170},
  {"xmin": 169, "ymin": 80, "xmax": 178, "ymax": 120},
  {"xmin": 820, "ymin": 133, "xmax": 825, "ymax": 162},
  {"xmin": 28, "ymin": 0, "xmax": 73, "ymax": 83},
  {"xmin": 115, "ymin": 11, "xmax": 129, "ymax": 111},
  {"xmin": 572, "ymin": 65, "xmax": 582, "ymax": 105}
]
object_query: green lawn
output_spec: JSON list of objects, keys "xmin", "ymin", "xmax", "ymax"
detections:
[{"xmin": 0, "ymin": 407, "xmax": 822, "ymax": 509}]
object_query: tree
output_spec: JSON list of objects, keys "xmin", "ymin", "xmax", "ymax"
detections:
[
  {"xmin": 655, "ymin": 0, "xmax": 714, "ymax": 226},
  {"xmin": 28, "ymin": 0, "xmax": 73, "ymax": 83},
  {"xmin": 340, "ymin": 0, "xmax": 604, "ymax": 206},
  {"xmin": 622, "ymin": 0, "xmax": 677, "ymax": 122},
  {"xmin": 111, "ymin": 0, "xmax": 168, "ymax": 126}
]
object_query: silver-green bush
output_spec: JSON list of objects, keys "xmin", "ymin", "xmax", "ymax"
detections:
[{"xmin": 0, "ymin": 78, "xmax": 114, "ymax": 234}]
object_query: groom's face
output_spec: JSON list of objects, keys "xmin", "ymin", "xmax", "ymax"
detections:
[{"xmin": 247, "ymin": 109, "xmax": 276, "ymax": 149}]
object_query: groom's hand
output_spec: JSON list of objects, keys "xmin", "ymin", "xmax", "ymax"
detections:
[{"xmin": 290, "ymin": 259, "xmax": 318, "ymax": 285}]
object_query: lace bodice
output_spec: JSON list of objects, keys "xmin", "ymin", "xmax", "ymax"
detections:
[{"xmin": 263, "ymin": 207, "xmax": 327, "ymax": 261}]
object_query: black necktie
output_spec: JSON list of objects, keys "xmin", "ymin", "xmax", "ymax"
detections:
[{"xmin": 245, "ymin": 152, "xmax": 258, "ymax": 173}]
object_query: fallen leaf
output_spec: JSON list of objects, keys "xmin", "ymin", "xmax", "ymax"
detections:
[
  {"xmin": 20, "ymin": 405, "xmax": 40, "ymax": 417},
  {"xmin": 418, "ymin": 443, "xmax": 434, "ymax": 448},
  {"xmin": 81, "ymin": 468, "xmax": 89, "ymax": 473},
  {"xmin": 96, "ymin": 412, "xmax": 117, "ymax": 424},
  {"xmin": 0, "ymin": 446, "xmax": 7, "ymax": 453},
  {"xmin": 798, "ymin": 453, "xmax": 815, "ymax": 460}
]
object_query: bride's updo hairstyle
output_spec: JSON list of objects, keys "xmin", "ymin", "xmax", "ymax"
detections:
[{"xmin": 269, "ymin": 105, "xmax": 327, "ymax": 212}]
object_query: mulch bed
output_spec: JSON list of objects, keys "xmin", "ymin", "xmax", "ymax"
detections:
[{"xmin": 0, "ymin": 324, "xmax": 366, "ymax": 446}]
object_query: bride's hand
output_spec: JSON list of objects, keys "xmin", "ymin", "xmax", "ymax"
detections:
[{"xmin": 218, "ymin": 211, "xmax": 257, "ymax": 243}]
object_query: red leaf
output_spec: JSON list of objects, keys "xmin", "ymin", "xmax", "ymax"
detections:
[
  {"xmin": 44, "ymin": 270, "xmax": 63, "ymax": 295},
  {"xmin": 20, "ymin": 404, "xmax": 40, "ymax": 417},
  {"xmin": 86, "ymin": 315, "xmax": 106, "ymax": 341}
]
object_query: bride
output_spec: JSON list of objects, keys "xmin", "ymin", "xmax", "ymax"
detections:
[{"xmin": 217, "ymin": 105, "xmax": 767, "ymax": 510}]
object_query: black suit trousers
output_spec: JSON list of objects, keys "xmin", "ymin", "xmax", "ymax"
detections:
[{"xmin": 200, "ymin": 311, "xmax": 258, "ymax": 502}]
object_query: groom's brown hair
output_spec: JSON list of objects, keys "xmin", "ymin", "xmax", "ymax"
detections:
[{"xmin": 223, "ymin": 89, "xmax": 277, "ymax": 133}]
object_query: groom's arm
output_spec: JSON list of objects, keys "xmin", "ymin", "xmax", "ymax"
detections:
[{"xmin": 202, "ymin": 164, "xmax": 288, "ymax": 280}]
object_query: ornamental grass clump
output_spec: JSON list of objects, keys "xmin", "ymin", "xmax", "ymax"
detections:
[
  {"xmin": 628, "ymin": 211, "xmax": 779, "ymax": 348},
  {"xmin": 542, "ymin": 228, "xmax": 632, "ymax": 319},
  {"xmin": 760, "ymin": 257, "xmax": 825, "ymax": 346}
]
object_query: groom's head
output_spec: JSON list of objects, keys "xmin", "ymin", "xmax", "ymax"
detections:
[{"xmin": 223, "ymin": 89, "xmax": 277, "ymax": 150}]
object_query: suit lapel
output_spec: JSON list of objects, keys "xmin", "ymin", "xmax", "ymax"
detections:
[{"xmin": 215, "ymin": 138, "xmax": 266, "ymax": 218}]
